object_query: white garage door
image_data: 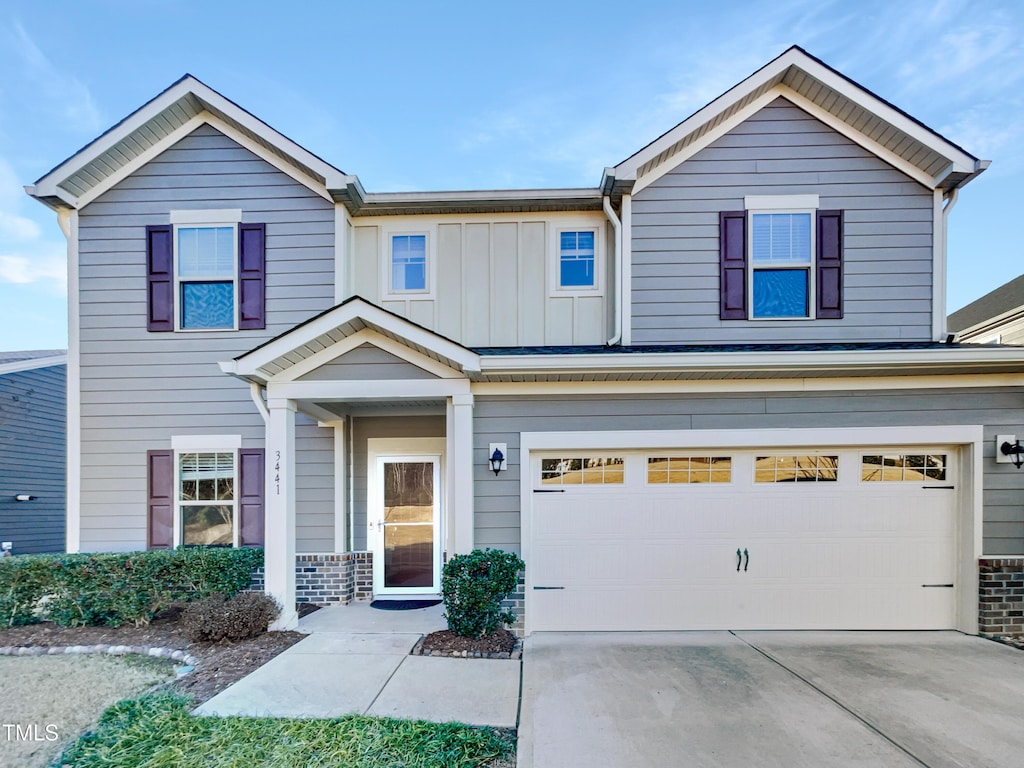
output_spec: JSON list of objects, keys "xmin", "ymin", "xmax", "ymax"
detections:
[{"xmin": 529, "ymin": 448, "xmax": 957, "ymax": 632}]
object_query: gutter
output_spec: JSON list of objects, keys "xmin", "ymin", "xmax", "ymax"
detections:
[{"xmin": 603, "ymin": 196, "xmax": 622, "ymax": 346}]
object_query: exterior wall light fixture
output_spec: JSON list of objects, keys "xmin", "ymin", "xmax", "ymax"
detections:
[
  {"xmin": 488, "ymin": 443, "xmax": 507, "ymax": 476},
  {"xmin": 1000, "ymin": 439, "xmax": 1024, "ymax": 469}
]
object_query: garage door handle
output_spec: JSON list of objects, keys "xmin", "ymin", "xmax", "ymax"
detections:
[
  {"xmin": 737, "ymin": 548, "xmax": 742, "ymax": 571},
  {"xmin": 922, "ymin": 486, "xmax": 955, "ymax": 490},
  {"xmin": 533, "ymin": 489, "xmax": 566, "ymax": 493},
  {"xmin": 743, "ymin": 548, "xmax": 749, "ymax": 572},
  {"xmin": 921, "ymin": 584, "xmax": 954, "ymax": 588}
]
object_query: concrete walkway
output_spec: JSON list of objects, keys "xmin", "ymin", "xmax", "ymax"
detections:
[
  {"xmin": 520, "ymin": 630, "xmax": 1024, "ymax": 768},
  {"xmin": 193, "ymin": 603, "xmax": 521, "ymax": 727}
]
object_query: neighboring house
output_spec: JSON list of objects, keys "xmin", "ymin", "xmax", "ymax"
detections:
[
  {"xmin": 0, "ymin": 351, "xmax": 67, "ymax": 554},
  {"xmin": 25, "ymin": 46, "xmax": 1024, "ymax": 638},
  {"xmin": 949, "ymin": 274, "xmax": 1024, "ymax": 345}
]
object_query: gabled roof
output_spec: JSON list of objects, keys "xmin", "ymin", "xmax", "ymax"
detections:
[
  {"xmin": 26, "ymin": 75, "xmax": 349, "ymax": 211},
  {"xmin": 0, "ymin": 350, "xmax": 67, "ymax": 375},
  {"xmin": 221, "ymin": 296, "xmax": 480, "ymax": 383},
  {"xmin": 610, "ymin": 46, "xmax": 988, "ymax": 193},
  {"xmin": 948, "ymin": 274, "xmax": 1024, "ymax": 334}
]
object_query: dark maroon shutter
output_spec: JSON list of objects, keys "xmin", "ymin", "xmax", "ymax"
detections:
[
  {"xmin": 816, "ymin": 210, "xmax": 843, "ymax": 319},
  {"xmin": 719, "ymin": 211, "xmax": 747, "ymax": 320},
  {"xmin": 238, "ymin": 223, "xmax": 266, "ymax": 330},
  {"xmin": 146, "ymin": 225, "xmax": 174, "ymax": 332},
  {"xmin": 147, "ymin": 450, "xmax": 174, "ymax": 549},
  {"xmin": 238, "ymin": 448, "xmax": 265, "ymax": 547}
]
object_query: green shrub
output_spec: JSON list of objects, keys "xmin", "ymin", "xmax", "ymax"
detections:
[
  {"xmin": 441, "ymin": 548, "xmax": 524, "ymax": 638},
  {"xmin": 181, "ymin": 591, "xmax": 280, "ymax": 642},
  {"xmin": 0, "ymin": 547, "xmax": 264, "ymax": 628}
]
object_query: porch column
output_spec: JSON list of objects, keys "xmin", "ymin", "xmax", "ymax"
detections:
[
  {"xmin": 265, "ymin": 398, "xmax": 298, "ymax": 630},
  {"xmin": 447, "ymin": 393, "xmax": 475, "ymax": 555}
]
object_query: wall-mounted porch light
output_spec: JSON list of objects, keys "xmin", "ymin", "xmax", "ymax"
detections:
[
  {"xmin": 1000, "ymin": 438, "xmax": 1024, "ymax": 469},
  {"xmin": 488, "ymin": 443, "xmax": 507, "ymax": 476}
]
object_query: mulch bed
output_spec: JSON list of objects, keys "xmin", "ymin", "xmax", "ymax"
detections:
[
  {"xmin": 0, "ymin": 607, "xmax": 307, "ymax": 705},
  {"xmin": 416, "ymin": 629, "xmax": 520, "ymax": 659}
]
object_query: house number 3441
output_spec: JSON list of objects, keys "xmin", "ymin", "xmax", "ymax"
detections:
[{"xmin": 275, "ymin": 451, "xmax": 281, "ymax": 495}]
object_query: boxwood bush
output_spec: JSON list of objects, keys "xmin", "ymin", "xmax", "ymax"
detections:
[
  {"xmin": 181, "ymin": 592, "xmax": 280, "ymax": 642},
  {"xmin": 0, "ymin": 547, "xmax": 264, "ymax": 628},
  {"xmin": 441, "ymin": 548, "xmax": 524, "ymax": 638}
]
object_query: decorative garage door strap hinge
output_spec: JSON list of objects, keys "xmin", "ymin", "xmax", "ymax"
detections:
[
  {"xmin": 922, "ymin": 485, "xmax": 955, "ymax": 490},
  {"xmin": 533, "ymin": 586, "xmax": 566, "ymax": 590},
  {"xmin": 533, "ymin": 489, "xmax": 566, "ymax": 493},
  {"xmin": 921, "ymin": 584, "xmax": 954, "ymax": 588}
]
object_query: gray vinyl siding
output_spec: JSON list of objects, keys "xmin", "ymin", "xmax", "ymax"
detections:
[
  {"xmin": 77, "ymin": 123, "xmax": 335, "ymax": 552},
  {"xmin": 631, "ymin": 98, "xmax": 935, "ymax": 344},
  {"xmin": 0, "ymin": 365, "xmax": 66, "ymax": 553},
  {"xmin": 298, "ymin": 344, "xmax": 438, "ymax": 381},
  {"xmin": 472, "ymin": 388, "xmax": 1024, "ymax": 555},
  {"xmin": 351, "ymin": 415, "xmax": 446, "ymax": 551}
]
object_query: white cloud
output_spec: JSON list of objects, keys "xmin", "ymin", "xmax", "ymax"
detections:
[
  {"xmin": 5, "ymin": 20, "xmax": 103, "ymax": 134},
  {"xmin": 0, "ymin": 154, "xmax": 66, "ymax": 294},
  {"xmin": 0, "ymin": 211, "xmax": 41, "ymax": 242},
  {"xmin": 0, "ymin": 252, "xmax": 65, "ymax": 290}
]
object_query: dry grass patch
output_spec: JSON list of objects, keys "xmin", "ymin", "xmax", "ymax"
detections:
[{"xmin": 0, "ymin": 654, "xmax": 175, "ymax": 767}]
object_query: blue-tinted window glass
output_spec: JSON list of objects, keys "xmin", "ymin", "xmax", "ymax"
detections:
[
  {"xmin": 181, "ymin": 281, "xmax": 234, "ymax": 329},
  {"xmin": 392, "ymin": 235, "xmax": 427, "ymax": 291},
  {"xmin": 752, "ymin": 269, "xmax": 809, "ymax": 318},
  {"xmin": 751, "ymin": 213, "xmax": 811, "ymax": 263},
  {"xmin": 559, "ymin": 230, "xmax": 596, "ymax": 287}
]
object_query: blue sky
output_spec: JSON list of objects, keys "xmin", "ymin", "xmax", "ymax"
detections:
[{"xmin": 0, "ymin": 0, "xmax": 1021, "ymax": 350}]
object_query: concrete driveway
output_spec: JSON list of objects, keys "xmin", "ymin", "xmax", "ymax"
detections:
[{"xmin": 519, "ymin": 631, "xmax": 1024, "ymax": 768}]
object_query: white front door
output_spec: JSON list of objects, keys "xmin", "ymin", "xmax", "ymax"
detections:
[{"xmin": 372, "ymin": 455, "xmax": 442, "ymax": 595}]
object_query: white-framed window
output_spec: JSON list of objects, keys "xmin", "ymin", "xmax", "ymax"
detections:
[
  {"xmin": 540, "ymin": 457, "xmax": 625, "ymax": 485},
  {"xmin": 861, "ymin": 454, "xmax": 947, "ymax": 482},
  {"xmin": 171, "ymin": 209, "xmax": 242, "ymax": 331},
  {"xmin": 177, "ymin": 451, "xmax": 238, "ymax": 546},
  {"xmin": 754, "ymin": 455, "xmax": 838, "ymax": 483},
  {"xmin": 744, "ymin": 195, "xmax": 818, "ymax": 320},
  {"xmin": 647, "ymin": 456, "xmax": 732, "ymax": 484},
  {"xmin": 389, "ymin": 233, "xmax": 429, "ymax": 294},
  {"xmin": 558, "ymin": 229, "xmax": 597, "ymax": 289}
]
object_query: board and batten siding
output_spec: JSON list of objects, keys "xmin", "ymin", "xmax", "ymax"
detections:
[
  {"xmin": 350, "ymin": 215, "xmax": 613, "ymax": 347},
  {"xmin": 77, "ymin": 124, "xmax": 336, "ymax": 552},
  {"xmin": 631, "ymin": 97, "xmax": 934, "ymax": 344},
  {"xmin": 472, "ymin": 388, "xmax": 1024, "ymax": 555},
  {"xmin": 0, "ymin": 364, "xmax": 66, "ymax": 553}
]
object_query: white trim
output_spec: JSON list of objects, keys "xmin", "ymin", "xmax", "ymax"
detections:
[
  {"xmin": 333, "ymin": 423, "xmax": 347, "ymax": 553},
  {"xmin": 222, "ymin": 297, "xmax": 481, "ymax": 377},
  {"xmin": 620, "ymin": 193, "xmax": 632, "ymax": 346},
  {"xmin": 476, "ymin": 346, "xmax": 1024, "ymax": 375},
  {"xmin": 550, "ymin": 222, "xmax": 604, "ymax": 296},
  {"xmin": 471, "ymin": 372, "xmax": 1024, "ymax": 396},
  {"xmin": 266, "ymin": 399, "xmax": 298, "ymax": 630},
  {"xmin": 0, "ymin": 353, "xmax": 67, "ymax": 376},
  {"xmin": 169, "ymin": 208, "xmax": 242, "ymax": 224},
  {"xmin": 172, "ymin": 219, "xmax": 239, "ymax": 332},
  {"xmin": 62, "ymin": 209, "xmax": 80, "ymax": 553},
  {"xmin": 267, "ymin": 378, "xmax": 470, "ymax": 402},
  {"xmin": 275, "ymin": 327, "xmax": 463, "ymax": 383},
  {"xmin": 618, "ymin": 48, "xmax": 978, "ymax": 187},
  {"xmin": 381, "ymin": 227, "xmax": 435, "ymax": 301},
  {"xmin": 449, "ymin": 394, "xmax": 475, "ymax": 555},
  {"xmin": 334, "ymin": 205, "xmax": 351, "ymax": 304},
  {"xmin": 367, "ymin": 437, "xmax": 446, "ymax": 596},
  {"xmin": 171, "ymin": 434, "xmax": 242, "ymax": 451},
  {"xmin": 934, "ymin": 188, "xmax": 958, "ymax": 341},
  {"xmin": 519, "ymin": 424, "xmax": 983, "ymax": 636},
  {"xmin": 744, "ymin": 194, "xmax": 819, "ymax": 211}
]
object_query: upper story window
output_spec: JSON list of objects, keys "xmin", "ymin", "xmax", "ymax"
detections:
[
  {"xmin": 750, "ymin": 211, "xmax": 813, "ymax": 319},
  {"xmin": 390, "ymin": 234, "xmax": 428, "ymax": 293},
  {"xmin": 147, "ymin": 210, "xmax": 266, "ymax": 333},
  {"xmin": 177, "ymin": 225, "xmax": 237, "ymax": 329},
  {"xmin": 719, "ymin": 195, "xmax": 843, "ymax": 322},
  {"xmin": 559, "ymin": 230, "xmax": 596, "ymax": 288}
]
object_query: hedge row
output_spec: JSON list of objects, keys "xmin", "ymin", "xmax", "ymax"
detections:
[{"xmin": 0, "ymin": 547, "xmax": 264, "ymax": 628}]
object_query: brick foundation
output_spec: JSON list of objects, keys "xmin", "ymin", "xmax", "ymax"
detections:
[
  {"xmin": 249, "ymin": 552, "xmax": 375, "ymax": 606},
  {"xmin": 979, "ymin": 558, "xmax": 1024, "ymax": 637},
  {"xmin": 500, "ymin": 573, "xmax": 526, "ymax": 637}
]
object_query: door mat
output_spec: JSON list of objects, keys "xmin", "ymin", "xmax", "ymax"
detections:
[{"xmin": 369, "ymin": 599, "xmax": 442, "ymax": 611}]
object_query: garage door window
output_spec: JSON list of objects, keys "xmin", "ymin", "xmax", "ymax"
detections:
[
  {"xmin": 755, "ymin": 455, "xmax": 838, "ymax": 483},
  {"xmin": 647, "ymin": 457, "xmax": 732, "ymax": 484},
  {"xmin": 861, "ymin": 454, "xmax": 947, "ymax": 482},
  {"xmin": 541, "ymin": 457, "xmax": 625, "ymax": 485}
]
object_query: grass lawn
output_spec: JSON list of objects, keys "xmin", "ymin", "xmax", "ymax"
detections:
[
  {"xmin": 60, "ymin": 691, "xmax": 516, "ymax": 768},
  {"xmin": 0, "ymin": 655, "xmax": 175, "ymax": 768}
]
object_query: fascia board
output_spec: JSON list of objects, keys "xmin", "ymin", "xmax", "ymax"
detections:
[
  {"xmin": 31, "ymin": 76, "xmax": 344, "ymax": 204},
  {"xmin": 616, "ymin": 47, "xmax": 979, "ymax": 183},
  {"xmin": 231, "ymin": 299, "xmax": 480, "ymax": 376},
  {"xmin": 478, "ymin": 347, "xmax": 1024, "ymax": 374},
  {"xmin": 0, "ymin": 354, "xmax": 68, "ymax": 376}
]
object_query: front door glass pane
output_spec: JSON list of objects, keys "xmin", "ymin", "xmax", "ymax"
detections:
[{"xmin": 383, "ymin": 461, "xmax": 434, "ymax": 588}]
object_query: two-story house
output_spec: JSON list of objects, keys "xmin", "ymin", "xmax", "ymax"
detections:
[{"xmin": 26, "ymin": 47, "xmax": 1024, "ymax": 637}]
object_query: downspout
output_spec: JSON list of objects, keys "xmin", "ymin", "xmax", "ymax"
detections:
[
  {"xmin": 249, "ymin": 382, "xmax": 269, "ymax": 423},
  {"xmin": 603, "ymin": 196, "xmax": 622, "ymax": 346},
  {"xmin": 938, "ymin": 187, "xmax": 960, "ymax": 339},
  {"xmin": 347, "ymin": 413, "xmax": 355, "ymax": 552}
]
